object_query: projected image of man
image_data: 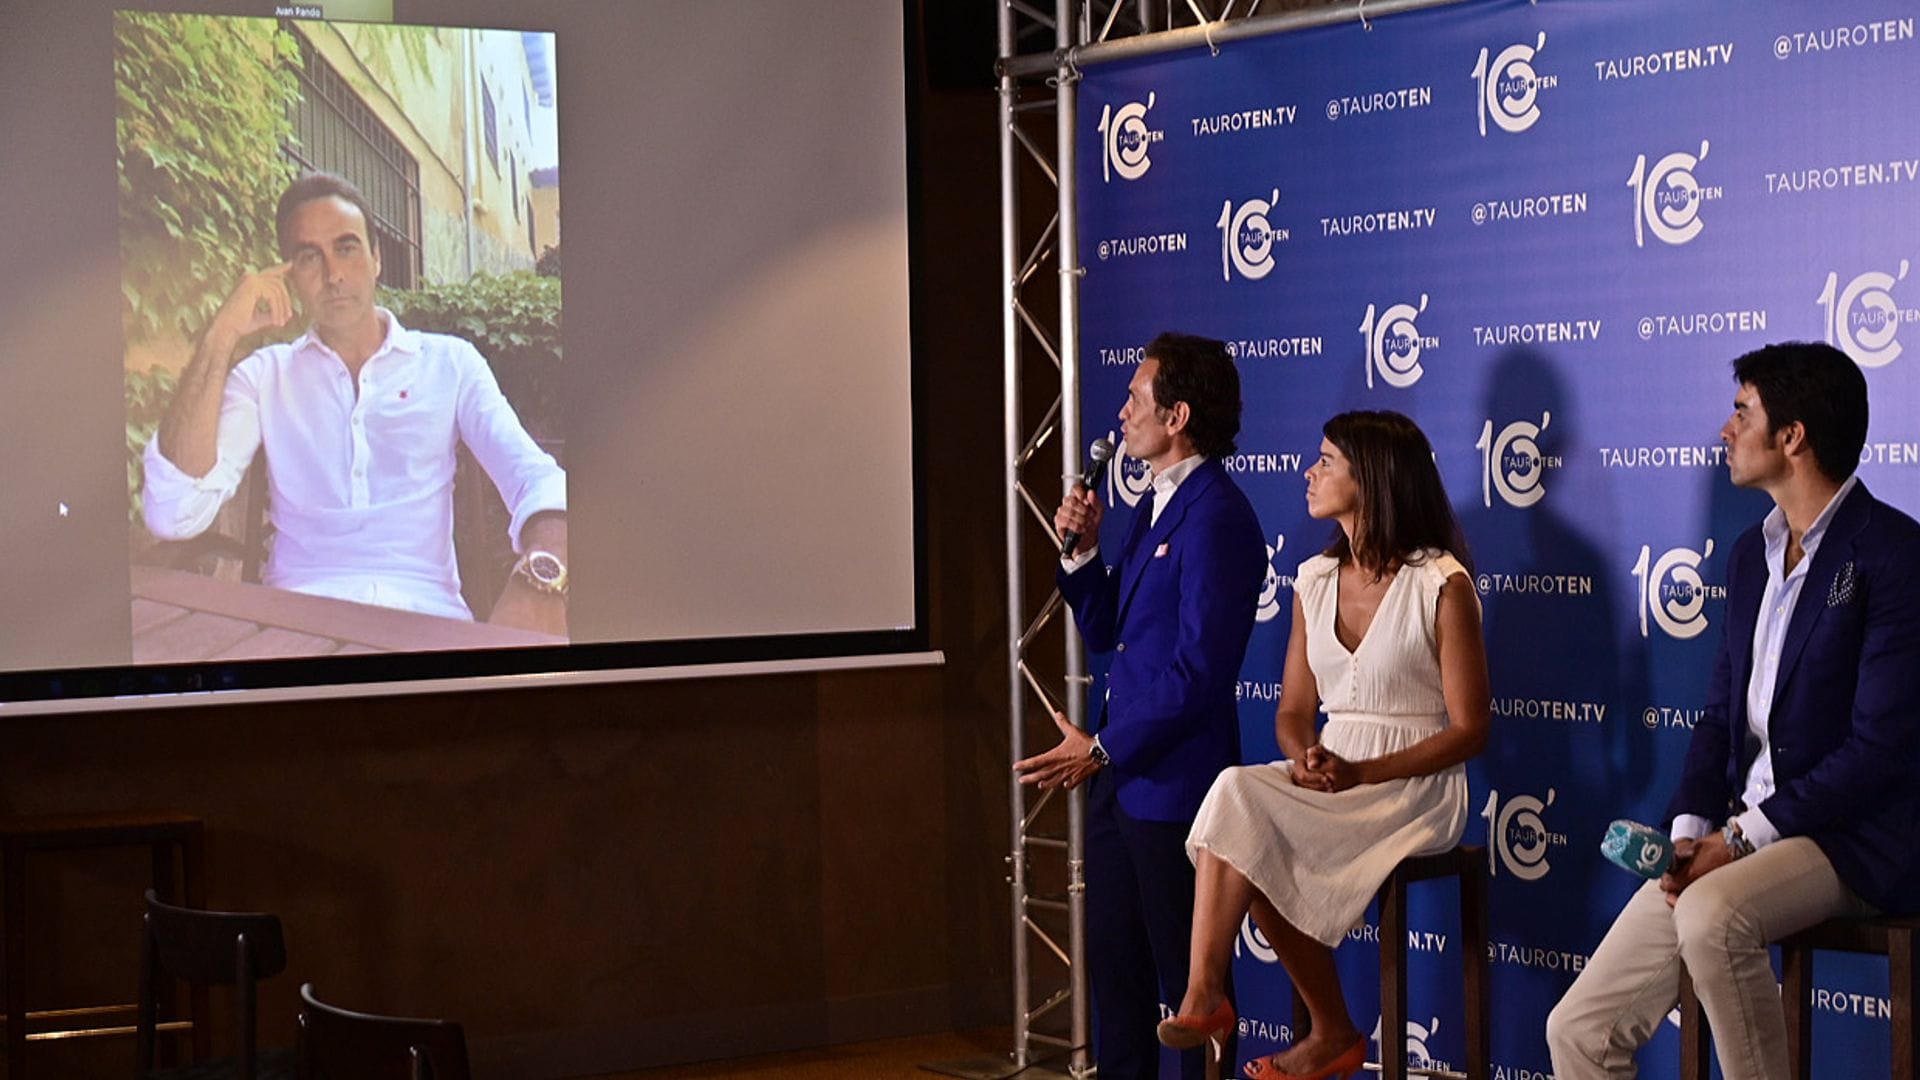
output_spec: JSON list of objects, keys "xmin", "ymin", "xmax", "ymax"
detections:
[
  {"xmin": 142, "ymin": 172, "xmax": 568, "ymax": 630},
  {"xmin": 1016, "ymin": 333, "xmax": 1267, "ymax": 1080}
]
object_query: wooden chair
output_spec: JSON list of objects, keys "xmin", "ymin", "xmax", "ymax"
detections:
[
  {"xmin": 137, "ymin": 455, "xmax": 271, "ymax": 586},
  {"xmin": 137, "ymin": 889, "xmax": 293, "ymax": 1080},
  {"xmin": 1292, "ymin": 845, "xmax": 1490, "ymax": 1080},
  {"xmin": 449, "ymin": 444, "xmax": 516, "ymax": 621},
  {"xmin": 297, "ymin": 983, "xmax": 470, "ymax": 1080},
  {"xmin": 1678, "ymin": 913, "xmax": 1917, "ymax": 1080}
]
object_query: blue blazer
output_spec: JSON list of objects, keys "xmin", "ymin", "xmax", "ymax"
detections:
[
  {"xmin": 1059, "ymin": 458, "xmax": 1267, "ymax": 823},
  {"xmin": 1665, "ymin": 482, "xmax": 1920, "ymax": 914}
]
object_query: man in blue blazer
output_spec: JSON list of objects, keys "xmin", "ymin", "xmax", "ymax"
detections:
[
  {"xmin": 1549, "ymin": 342, "xmax": 1920, "ymax": 1080},
  {"xmin": 1017, "ymin": 332, "xmax": 1267, "ymax": 1080}
]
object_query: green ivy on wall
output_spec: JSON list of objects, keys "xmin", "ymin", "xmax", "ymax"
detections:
[
  {"xmin": 116, "ymin": 13, "xmax": 302, "ymax": 345},
  {"xmin": 381, "ymin": 272, "xmax": 564, "ymax": 444}
]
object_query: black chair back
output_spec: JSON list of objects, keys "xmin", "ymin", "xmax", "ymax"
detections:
[
  {"xmin": 136, "ymin": 888, "xmax": 288, "ymax": 1080},
  {"xmin": 297, "ymin": 983, "xmax": 471, "ymax": 1080}
]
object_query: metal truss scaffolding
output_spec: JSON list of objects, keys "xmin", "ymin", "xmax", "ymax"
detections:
[{"xmin": 989, "ymin": 3, "xmax": 1469, "ymax": 1078}]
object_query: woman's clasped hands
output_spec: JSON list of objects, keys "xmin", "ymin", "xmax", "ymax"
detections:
[{"xmin": 1289, "ymin": 743, "xmax": 1367, "ymax": 793}]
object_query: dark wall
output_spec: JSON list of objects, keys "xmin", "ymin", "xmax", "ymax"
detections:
[{"xmin": 2, "ymin": 26, "xmax": 1011, "ymax": 1080}]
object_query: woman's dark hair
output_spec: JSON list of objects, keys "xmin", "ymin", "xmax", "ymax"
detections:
[
  {"xmin": 1320, "ymin": 410, "xmax": 1471, "ymax": 576},
  {"xmin": 1731, "ymin": 341, "xmax": 1868, "ymax": 484},
  {"xmin": 1145, "ymin": 332, "xmax": 1242, "ymax": 459}
]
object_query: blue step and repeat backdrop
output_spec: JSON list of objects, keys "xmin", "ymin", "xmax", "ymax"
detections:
[{"xmin": 1074, "ymin": 0, "xmax": 1920, "ymax": 1076}]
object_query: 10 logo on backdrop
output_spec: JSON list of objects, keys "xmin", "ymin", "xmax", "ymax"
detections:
[
  {"xmin": 1632, "ymin": 540, "xmax": 1724, "ymax": 639},
  {"xmin": 1372, "ymin": 1016, "xmax": 1451, "ymax": 1076},
  {"xmin": 1257, "ymin": 534, "xmax": 1291, "ymax": 623},
  {"xmin": 1362, "ymin": 296, "xmax": 1439, "ymax": 389},
  {"xmin": 1481, "ymin": 787, "xmax": 1565, "ymax": 880},
  {"xmin": 1098, "ymin": 93, "xmax": 1163, "ymax": 182},
  {"xmin": 1103, "ymin": 433, "xmax": 1154, "ymax": 508},
  {"xmin": 1218, "ymin": 189, "xmax": 1289, "ymax": 281},
  {"xmin": 1629, "ymin": 140, "xmax": 1721, "ymax": 247},
  {"xmin": 1473, "ymin": 32, "xmax": 1556, "ymax": 136},
  {"xmin": 1821, "ymin": 260, "xmax": 1920, "ymax": 368},
  {"xmin": 1478, "ymin": 414, "xmax": 1559, "ymax": 508},
  {"xmin": 1238, "ymin": 916, "xmax": 1277, "ymax": 962}
]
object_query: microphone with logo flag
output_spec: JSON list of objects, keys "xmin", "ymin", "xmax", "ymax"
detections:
[
  {"xmin": 1600, "ymin": 819, "xmax": 1675, "ymax": 879},
  {"xmin": 1060, "ymin": 438, "xmax": 1117, "ymax": 558}
]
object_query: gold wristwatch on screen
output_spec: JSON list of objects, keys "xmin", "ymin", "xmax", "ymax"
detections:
[{"xmin": 512, "ymin": 549, "xmax": 569, "ymax": 597}]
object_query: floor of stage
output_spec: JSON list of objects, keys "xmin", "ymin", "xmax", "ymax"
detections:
[{"xmin": 588, "ymin": 1028, "xmax": 1048, "ymax": 1079}]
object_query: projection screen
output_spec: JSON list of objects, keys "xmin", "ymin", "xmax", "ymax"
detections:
[{"xmin": 0, "ymin": 0, "xmax": 928, "ymax": 712}]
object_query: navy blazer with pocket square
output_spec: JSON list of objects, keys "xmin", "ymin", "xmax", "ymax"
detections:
[{"xmin": 1665, "ymin": 481, "xmax": 1920, "ymax": 914}]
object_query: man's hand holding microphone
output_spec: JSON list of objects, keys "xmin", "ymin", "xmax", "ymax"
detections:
[
  {"xmin": 1056, "ymin": 438, "xmax": 1115, "ymax": 559},
  {"xmin": 1600, "ymin": 819, "xmax": 1740, "ymax": 907}
]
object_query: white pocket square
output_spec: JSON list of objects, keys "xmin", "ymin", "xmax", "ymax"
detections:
[{"xmin": 1827, "ymin": 561, "xmax": 1857, "ymax": 607}]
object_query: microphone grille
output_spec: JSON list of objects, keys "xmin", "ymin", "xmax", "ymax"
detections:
[{"xmin": 1088, "ymin": 437, "xmax": 1116, "ymax": 464}]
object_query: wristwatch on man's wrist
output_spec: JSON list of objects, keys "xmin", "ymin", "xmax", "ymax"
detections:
[
  {"xmin": 1722, "ymin": 818, "xmax": 1755, "ymax": 860},
  {"xmin": 512, "ymin": 549, "xmax": 569, "ymax": 597},
  {"xmin": 1088, "ymin": 738, "xmax": 1111, "ymax": 769}
]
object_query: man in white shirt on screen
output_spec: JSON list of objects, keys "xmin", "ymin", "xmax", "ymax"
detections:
[{"xmin": 143, "ymin": 171, "xmax": 568, "ymax": 632}]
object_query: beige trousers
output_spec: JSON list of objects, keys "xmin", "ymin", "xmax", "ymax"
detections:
[{"xmin": 1545, "ymin": 837, "xmax": 1874, "ymax": 1080}]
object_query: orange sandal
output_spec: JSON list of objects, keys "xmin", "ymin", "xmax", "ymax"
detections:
[
  {"xmin": 1155, "ymin": 998, "xmax": 1235, "ymax": 1050},
  {"xmin": 1241, "ymin": 1035, "xmax": 1365, "ymax": 1080}
]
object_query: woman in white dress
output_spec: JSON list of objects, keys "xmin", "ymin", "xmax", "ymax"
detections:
[{"xmin": 1154, "ymin": 410, "xmax": 1491, "ymax": 1080}]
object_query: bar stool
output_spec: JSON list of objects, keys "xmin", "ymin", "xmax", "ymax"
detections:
[
  {"xmin": 1677, "ymin": 914, "xmax": 1916, "ymax": 1080},
  {"xmin": 1292, "ymin": 845, "xmax": 1490, "ymax": 1080},
  {"xmin": 1784, "ymin": 915, "xmax": 1916, "ymax": 1079},
  {"xmin": 0, "ymin": 810, "xmax": 206, "ymax": 1078},
  {"xmin": 1676, "ymin": 964, "xmax": 1712, "ymax": 1080}
]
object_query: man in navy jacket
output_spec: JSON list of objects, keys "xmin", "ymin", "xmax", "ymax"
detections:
[
  {"xmin": 1018, "ymin": 332, "xmax": 1267, "ymax": 1080},
  {"xmin": 1548, "ymin": 342, "xmax": 1920, "ymax": 1080}
]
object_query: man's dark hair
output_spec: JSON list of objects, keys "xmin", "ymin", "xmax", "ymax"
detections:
[
  {"xmin": 1321, "ymin": 409, "xmax": 1472, "ymax": 577},
  {"xmin": 1731, "ymin": 341, "xmax": 1868, "ymax": 483},
  {"xmin": 1144, "ymin": 331, "xmax": 1241, "ymax": 459},
  {"xmin": 274, "ymin": 172, "xmax": 378, "ymax": 260}
]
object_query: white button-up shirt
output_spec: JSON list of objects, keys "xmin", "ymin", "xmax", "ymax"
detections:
[
  {"xmin": 143, "ymin": 310, "xmax": 567, "ymax": 621},
  {"xmin": 1674, "ymin": 475, "xmax": 1858, "ymax": 849}
]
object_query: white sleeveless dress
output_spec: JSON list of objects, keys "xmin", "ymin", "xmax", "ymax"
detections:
[{"xmin": 1185, "ymin": 549, "xmax": 1473, "ymax": 946}]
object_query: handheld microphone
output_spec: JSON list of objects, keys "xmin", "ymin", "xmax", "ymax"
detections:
[
  {"xmin": 1600, "ymin": 819, "xmax": 1675, "ymax": 879},
  {"xmin": 1060, "ymin": 438, "xmax": 1117, "ymax": 558}
]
